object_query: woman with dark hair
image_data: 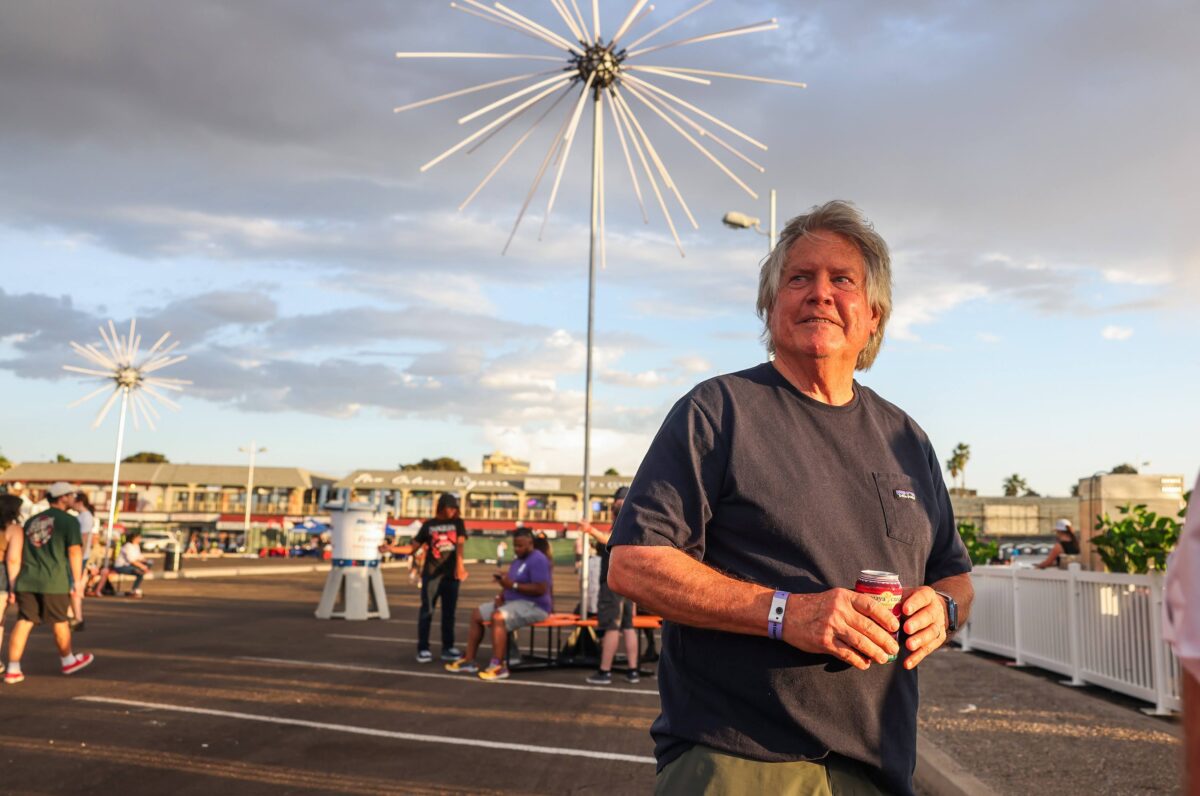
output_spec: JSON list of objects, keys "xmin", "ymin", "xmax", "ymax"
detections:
[
  {"xmin": 1, "ymin": 493, "xmax": 25, "ymax": 673},
  {"xmin": 70, "ymin": 492, "xmax": 97, "ymax": 629},
  {"xmin": 1036, "ymin": 519, "xmax": 1081, "ymax": 569}
]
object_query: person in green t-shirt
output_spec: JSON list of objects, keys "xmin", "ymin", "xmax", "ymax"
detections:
[{"xmin": 4, "ymin": 482, "xmax": 95, "ymax": 684}]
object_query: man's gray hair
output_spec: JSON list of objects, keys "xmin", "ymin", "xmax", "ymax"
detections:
[{"xmin": 755, "ymin": 200, "xmax": 893, "ymax": 371}]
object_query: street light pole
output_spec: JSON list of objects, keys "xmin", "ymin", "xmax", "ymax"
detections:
[
  {"xmin": 240, "ymin": 441, "xmax": 267, "ymax": 549},
  {"xmin": 769, "ymin": 188, "xmax": 777, "ymax": 250}
]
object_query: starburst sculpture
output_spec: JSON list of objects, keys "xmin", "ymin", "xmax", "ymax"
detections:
[
  {"xmin": 395, "ymin": 0, "xmax": 805, "ymax": 258},
  {"xmin": 64, "ymin": 319, "xmax": 190, "ymax": 559},
  {"xmin": 65, "ymin": 319, "xmax": 189, "ymax": 430},
  {"xmin": 395, "ymin": 0, "xmax": 804, "ymax": 614}
]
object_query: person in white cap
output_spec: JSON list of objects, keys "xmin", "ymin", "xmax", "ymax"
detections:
[
  {"xmin": 4, "ymin": 481, "xmax": 94, "ymax": 684},
  {"xmin": 1035, "ymin": 519, "xmax": 1081, "ymax": 570}
]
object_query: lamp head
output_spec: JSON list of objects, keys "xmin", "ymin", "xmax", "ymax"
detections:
[{"xmin": 722, "ymin": 211, "xmax": 760, "ymax": 230}]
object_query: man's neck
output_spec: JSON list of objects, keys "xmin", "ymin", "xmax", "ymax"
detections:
[{"xmin": 771, "ymin": 355, "xmax": 856, "ymax": 406}]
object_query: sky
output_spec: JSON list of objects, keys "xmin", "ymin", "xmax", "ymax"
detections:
[{"xmin": 0, "ymin": 0, "xmax": 1197, "ymax": 496}]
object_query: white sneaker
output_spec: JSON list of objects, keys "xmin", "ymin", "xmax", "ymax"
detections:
[{"xmin": 415, "ymin": 650, "xmax": 433, "ymax": 664}]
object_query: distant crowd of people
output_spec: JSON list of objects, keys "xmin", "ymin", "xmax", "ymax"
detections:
[{"xmin": 380, "ymin": 489, "xmax": 654, "ymax": 685}]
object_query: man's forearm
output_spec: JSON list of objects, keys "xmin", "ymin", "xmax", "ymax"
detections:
[
  {"xmin": 607, "ymin": 546, "xmax": 775, "ymax": 637},
  {"xmin": 68, "ymin": 546, "xmax": 83, "ymax": 586}
]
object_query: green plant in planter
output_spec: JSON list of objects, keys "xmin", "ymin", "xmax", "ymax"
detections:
[
  {"xmin": 956, "ymin": 520, "xmax": 998, "ymax": 566},
  {"xmin": 1090, "ymin": 503, "xmax": 1181, "ymax": 574}
]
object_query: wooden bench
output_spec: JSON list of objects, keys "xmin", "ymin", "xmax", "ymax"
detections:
[{"xmin": 483, "ymin": 612, "xmax": 662, "ymax": 670}]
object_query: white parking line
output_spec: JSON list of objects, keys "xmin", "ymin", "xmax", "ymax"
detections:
[
  {"xmin": 76, "ymin": 696, "xmax": 655, "ymax": 764},
  {"xmin": 238, "ymin": 656, "xmax": 657, "ymax": 696}
]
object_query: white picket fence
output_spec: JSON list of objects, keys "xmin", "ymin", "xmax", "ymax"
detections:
[{"xmin": 958, "ymin": 565, "xmax": 1182, "ymax": 714}]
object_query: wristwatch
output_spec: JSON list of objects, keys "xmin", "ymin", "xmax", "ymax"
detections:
[{"xmin": 934, "ymin": 590, "xmax": 958, "ymax": 632}]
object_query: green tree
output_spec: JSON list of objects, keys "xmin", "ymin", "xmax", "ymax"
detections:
[
  {"xmin": 604, "ymin": 467, "xmax": 620, "ymax": 476},
  {"xmin": 1002, "ymin": 473, "xmax": 1027, "ymax": 497},
  {"xmin": 400, "ymin": 457, "xmax": 466, "ymax": 472},
  {"xmin": 945, "ymin": 443, "xmax": 970, "ymax": 490},
  {"xmin": 1091, "ymin": 503, "xmax": 1183, "ymax": 573},
  {"xmin": 54, "ymin": 453, "xmax": 72, "ymax": 463},
  {"xmin": 122, "ymin": 451, "xmax": 169, "ymax": 463},
  {"xmin": 956, "ymin": 520, "xmax": 998, "ymax": 565},
  {"xmin": 0, "ymin": 450, "xmax": 10, "ymax": 474},
  {"xmin": 1109, "ymin": 463, "xmax": 1139, "ymax": 474}
]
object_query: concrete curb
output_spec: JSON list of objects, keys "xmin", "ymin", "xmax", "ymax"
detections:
[
  {"xmin": 157, "ymin": 561, "xmax": 410, "ymax": 580},
  {"xmin": 915, "ymin": 733, "xmax": 998, "ymax": 796}
]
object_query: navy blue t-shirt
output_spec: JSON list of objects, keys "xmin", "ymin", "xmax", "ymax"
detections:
[{"xmin": 609, "ymin": 363, "xmax": 971, "ymax": 796}]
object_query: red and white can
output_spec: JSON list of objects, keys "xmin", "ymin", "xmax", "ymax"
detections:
[{"xmin": 855, "ymin": 569, "xmax": 902, "ymax": 662}]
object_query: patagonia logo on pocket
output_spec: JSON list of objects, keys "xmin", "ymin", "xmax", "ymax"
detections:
[{"xmin": 894, "ymin": 489, "xmax": 916, "ymax": 501}]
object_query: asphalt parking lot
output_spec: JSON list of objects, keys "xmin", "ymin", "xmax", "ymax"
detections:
[
  {"xmin": 1, "ymin": 560, "xmax": 1184, "ymax": 795},
  {"xmin": 0, "ymin": 562, "xmax": 659, "ymax": 795}
]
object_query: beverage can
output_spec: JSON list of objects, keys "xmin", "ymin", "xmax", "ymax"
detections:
[{"xmin": 855, "ymin": 569, "xmax": 902, "ymax": 662}]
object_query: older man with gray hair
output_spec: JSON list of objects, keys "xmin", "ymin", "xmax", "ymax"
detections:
[{"xmin": 608, "ymin": 200, "xmax": 974, "ymax": 795}]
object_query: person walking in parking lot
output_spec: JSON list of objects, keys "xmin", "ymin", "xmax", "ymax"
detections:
[
  {"xmin": 0, "ymin": 494, "xmax": 23, "ymax": 673},
  {"xmin": 383, "ymin": 493, "xmax": 468, "ymax": 664},
  {"xmin": 5, "ymin": 482, "xmax": 94, "ymax": 684}
]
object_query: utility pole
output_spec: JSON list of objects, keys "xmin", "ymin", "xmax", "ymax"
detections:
[{"xmin": 240, "ymin": 441, "xmax": 267, "ymax": 548}]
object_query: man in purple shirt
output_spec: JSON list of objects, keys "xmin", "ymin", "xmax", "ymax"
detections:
[{"xmin": 445, "ymin": 527, "xmax": 552, "ymax": 681}]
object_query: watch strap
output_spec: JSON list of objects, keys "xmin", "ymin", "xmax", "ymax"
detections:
[
  {"xmin": 768, "ymin": 590, "xmax": 789, "ymax": 640},
  {"xmin": 935, "ymin": 590, "xmax": 957, "ymax": 632}
]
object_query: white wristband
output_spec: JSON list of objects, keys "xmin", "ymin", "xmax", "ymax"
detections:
[{"xmin": 768, "ymin": 590, "xmax": 789, "ymax": 640}]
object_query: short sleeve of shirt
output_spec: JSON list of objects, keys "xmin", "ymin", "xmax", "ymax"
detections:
[
  {"xmin": 921, "ymin": 441, "xmax": 972, "ymax": 584},
  {"xmin": 609, "ymin": 393, "xmax": 726, "ymax": 559},
  {"xmin": 524, "ymin": 549, "xmax": 551, "ymax": 584},
  {"xmin": 62, "ymin": 513, "xmax": 82, "ymax": 548},
  {"xmin": 455, "ymin": 518, "xmax": 467, "ymax": 540},
  {"xmin": 413, "ymin": 523, "xmax": 431, "ymax": 547}
]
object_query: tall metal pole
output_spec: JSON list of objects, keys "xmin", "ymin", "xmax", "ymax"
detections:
[
  {"xmin": 103, "ymin": 388, "xmax": 130, "ymax": 566},
  {"xmin": 244, "ymin": 440, "xmax": 258, "ymax": 545},
  {"xmin": 579, "ymin": 91, "xmax": 602, "ymax": 620},
  {"xmin": 768, "ymin": 188, "xmax": 777, "ymax": 250}
]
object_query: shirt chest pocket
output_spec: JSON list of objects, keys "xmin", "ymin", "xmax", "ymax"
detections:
[{"xmin": 872, "ymin": 472, "xmax": 934, "ymax": 547}]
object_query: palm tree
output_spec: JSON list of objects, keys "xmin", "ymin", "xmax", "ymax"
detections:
[
  {"xmin": 1002, "ymin": 473, "xmax": 1028, "ymax": 497},
  {"xmin": 946, "ymin": 443, "xmax": 971, "ymax": 490}
]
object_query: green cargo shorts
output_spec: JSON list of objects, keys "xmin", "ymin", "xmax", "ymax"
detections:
[{"xmin": 656, "ymin": 744, "xmax": 891, "ymax": 796}]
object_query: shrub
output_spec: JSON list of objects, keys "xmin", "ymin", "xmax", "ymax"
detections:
[
  {"xmin": 957, "ymin": 520, "xmax": 998, "ymax": 565},
  {"xmin": 1090, "ymin": 503, "xmax": 1180, "ymax": 574}
]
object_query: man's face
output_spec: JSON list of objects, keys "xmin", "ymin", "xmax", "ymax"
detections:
[
  {"xmin": 513, "ymin": 534, "xmax": 534, "ymax": 558},
  {"xmin": 768, "ymin": 231, "xmax": 880, "ymax": 369}
]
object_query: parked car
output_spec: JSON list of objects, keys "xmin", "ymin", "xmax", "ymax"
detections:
[{"xmin": 139, "ymin": 530, "xmax": 179, "ymax": 553}]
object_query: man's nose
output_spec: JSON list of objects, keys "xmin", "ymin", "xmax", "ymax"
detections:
[{"xmin": 806, "ymin": 273, "xmax": 834, "ymax": 303}]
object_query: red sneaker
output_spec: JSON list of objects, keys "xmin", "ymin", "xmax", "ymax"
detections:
[
  {"xmin": 5, "ymin": 671, "xmax": 25, "ymax": 685},
  {"xmin": 62, "ymin": 653, "xmax": 94, "ymax": 675}
]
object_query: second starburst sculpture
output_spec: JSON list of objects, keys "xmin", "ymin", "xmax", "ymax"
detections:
[
  {"xmin": 395, "ymin": 0, "xmax": 804, "ymax": 614},
  {"xmin": 64, "ymin": 320, "xmax": 190, "ymax": 564}
]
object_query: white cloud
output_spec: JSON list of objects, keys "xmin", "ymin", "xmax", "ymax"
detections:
[
  {"xmin": 977, "ymin": 332, "xmax": 1001, "ymax": 344},
  {"xmin": 1101, "ymin": 325, "xmax": 1134, "ymax": 341},
  {"xmin": 675, "ymin": 355, "xmax": 712, "ymax": 374},
  {"xmin": 1102, "ymin": 267, "xmax": 1172, "ymax": 286}
]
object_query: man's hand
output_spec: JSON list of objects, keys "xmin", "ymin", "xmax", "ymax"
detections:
[
  {"xmin": 782, "ymin": 589, "xmax": 900, "ymax": 670},
  {"xmin": 6, "ymin": 591, "xmax": 14, "ymax": 605},
  {"xmin": 900, "ymin": 586, "xmax": 948, "ymax": 670}
]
